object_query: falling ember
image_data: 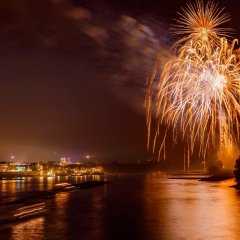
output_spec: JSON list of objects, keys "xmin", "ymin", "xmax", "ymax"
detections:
[{"xmin": 145, "ymin": 0, "xmax": 240, "ymax": 168}]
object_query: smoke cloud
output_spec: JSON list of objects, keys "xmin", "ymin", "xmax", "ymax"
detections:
[{"xmin": 0, "ymin": 0, "xmax": 172, "ymax": 114}]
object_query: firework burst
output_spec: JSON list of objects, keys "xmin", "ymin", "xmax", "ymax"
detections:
[
  {"xmin": 146, "ymin": 1, "xmax": 240, "ymax": 167},
  {"xmin": 173, "ymin": 0, "xmax": 231, "ymax": 49}
]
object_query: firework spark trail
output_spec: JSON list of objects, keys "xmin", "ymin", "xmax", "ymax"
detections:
[
  {"xmin": 172, "ymin": 0, "xmax": 231, "ymax": 49},
  {"xmin": 146, "ymin": 0, "xmax": 240, "ymax": 167}
]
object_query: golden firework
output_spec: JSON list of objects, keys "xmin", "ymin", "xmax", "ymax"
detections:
[
  {"xmin": 146, "ymin": 1, "xmax": 240, "ymax": 167},
  {"xmin": 172, "ymin": 0, "xmax": 231, "ymax": 49}
]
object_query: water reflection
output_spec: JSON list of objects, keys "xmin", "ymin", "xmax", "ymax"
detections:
[
  {"xmin": 11, "ymin": 217, "xmax": 45, "ymax": 240},
  {"xmin": 0, "ymin": 180, "xmax": 7, "ymax": 194},
  {"xmin": 143, "ymin": 173, "xmax": 240, "ymax": 240},
  {"xmin": 88, "ymin": 189, "xmax": 104, "ymax": 238},
  {"xmin": 1, "ymin": 173, "xmax": 240, "ymax": 240},
  {"xmin": 55, "ymin": 192, "xmax": 69, "ymax": 216},
  {"xmin": 47, "ymin": 192, "xmax": 70, "ymax": 236}
]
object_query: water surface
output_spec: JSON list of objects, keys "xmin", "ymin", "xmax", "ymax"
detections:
[{"xmin": 0, "ymin": 172, "xmax": 239, "ymax": 240}]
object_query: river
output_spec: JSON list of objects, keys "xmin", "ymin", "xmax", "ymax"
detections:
[{"xmin": 0, "ymin": 172, "xmax": 239, "ymax": 240}]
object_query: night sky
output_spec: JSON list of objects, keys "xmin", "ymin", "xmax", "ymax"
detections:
[{"xmin": 0, "ymin": 0, "xmax": 240, "ymax": 162}]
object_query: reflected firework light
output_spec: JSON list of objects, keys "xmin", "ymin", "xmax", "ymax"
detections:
[{"xmin": 146, "ymin": 0, "xmax": 240, "ymax": 167}]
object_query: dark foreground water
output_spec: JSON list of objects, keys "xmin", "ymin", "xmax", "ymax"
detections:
[{"xmin": 0, "ymin": 172, "xmax": 240, "ymax": 240}]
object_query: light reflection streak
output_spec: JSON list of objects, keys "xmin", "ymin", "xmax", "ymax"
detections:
[
  {"xmin": 49, "ymin": 192, "xmax": 70, "ymax": 236},
  {"xmin": 54, "ymin": 192, "xmax": 69, "ymax": 216},
  {"xmin": 14, "ymin": 203, "xmax": 46, "ymax": 219}
]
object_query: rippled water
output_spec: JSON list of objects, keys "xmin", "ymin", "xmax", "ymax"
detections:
[{"xmin": 0, "ymin": 172, "xmax": 240, "ymax": 240}]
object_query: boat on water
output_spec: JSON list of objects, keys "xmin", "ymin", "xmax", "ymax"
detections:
[
  {"xmin": 71, "ymin": 173, "xmax": 84, "ymax": 177},
  {"xmin": 46, "ymin": 172, "xmax": 55, "ymax": 177}
]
